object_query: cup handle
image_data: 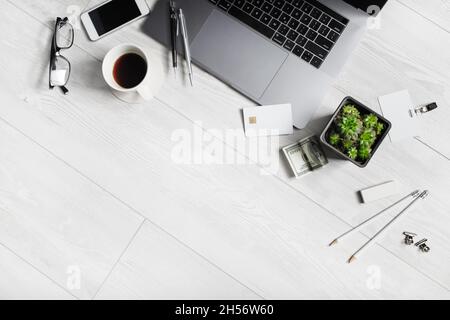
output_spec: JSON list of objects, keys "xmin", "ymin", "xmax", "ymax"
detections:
[{"xmin": 137, "ymin": 85, "xmax": 153, "ymax": 101}]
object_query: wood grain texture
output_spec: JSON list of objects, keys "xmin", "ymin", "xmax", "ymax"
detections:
[
  {"xmin": 96, "ymin": 221, "xmax": 260, "ymax": 300},
  {"xmin": 0, "ymin": 114, "xmax": 144, "ymax": 299},
  {"xmin": 398, "ymin": 0, "xmax": 450, "ymax": 32},
  {"xmin": 0, "ymin": 244, "xmax": 74, "ymax": 300},
  {"xmin": 0, "ymin": 0, "xmax": 448, "ymax": 299}
]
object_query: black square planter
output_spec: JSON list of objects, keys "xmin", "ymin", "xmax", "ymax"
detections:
[{"xmin": 320, "ymin": 96, "xmax": 392, "ymax": 168}]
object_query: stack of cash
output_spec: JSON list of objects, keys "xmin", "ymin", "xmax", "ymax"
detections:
[{"xmin": 282, "ymin": 135, "xmax": 328, "ymax": 178}]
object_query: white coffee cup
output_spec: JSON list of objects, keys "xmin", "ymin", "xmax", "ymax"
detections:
[{"xmin": 102, "ymin": 44, "xmax": 154, "ymax": 100}]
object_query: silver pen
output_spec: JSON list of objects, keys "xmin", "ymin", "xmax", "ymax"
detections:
[{"xmin": 178, "ymin": 9, "xmax": 193, "ymax": 86}]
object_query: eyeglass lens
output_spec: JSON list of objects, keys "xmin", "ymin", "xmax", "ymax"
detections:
[
  {"xmin": 55, "ymin": 20, "xmax": 74, "ymax": 49},
  {"xmin": 50, "ymin": 56, "xmax": 70, "ymax": 86}
]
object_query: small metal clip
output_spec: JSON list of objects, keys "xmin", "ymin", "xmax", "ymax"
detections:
[
  {"xmin": 403, "ymin": 232, "xmax": 416, "ymax": 245},
  {"xmin": 415, "ymin": 238, "xmax": 430, "ymax": 253},
  {"xmin": 415, "ymin": 102, "xmax": 438, "ymax": 115}
]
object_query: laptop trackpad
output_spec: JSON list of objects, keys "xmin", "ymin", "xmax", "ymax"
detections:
[{"xmin": 191, "ymin": 10, "xmax": 287, "ymax": 99}]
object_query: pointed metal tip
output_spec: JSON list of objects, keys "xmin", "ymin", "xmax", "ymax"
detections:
[
  {"xmin": 420, "ymin": 190, "xmax": 430, "ymax": 199},
  {"xmin": 329, "ymin": 239, "xmax": 338, "ymax": 246}
]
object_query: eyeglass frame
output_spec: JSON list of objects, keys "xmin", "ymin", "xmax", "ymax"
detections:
[{"xmin": 49, "ymin": 17, "xmax": 74, "ymax": 95}]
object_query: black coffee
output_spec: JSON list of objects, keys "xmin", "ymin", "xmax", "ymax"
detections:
[{"xmin": 113, "ymin": 53, "xmax": 147, "ymax": 89}]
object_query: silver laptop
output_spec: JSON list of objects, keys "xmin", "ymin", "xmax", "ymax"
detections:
[{"xmin": 143, "ymin": 0, "xmax": 388, "ymax": 128}]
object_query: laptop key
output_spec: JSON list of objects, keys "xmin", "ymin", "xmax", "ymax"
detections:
[
  {"xmin": 228, "ymin": 6, "xmax": 275, "ymax": 39},
  {"xmin": 315, "ymin": 35, "xmax": 333, "ymax": 50},
  {"xmin": 305, "ymin": 40, "xmax": 328, "ymax": 59},
  {"xmin": 278, "ymin": 24, "xmax": 289, "ymax": 35},
  {"xmin": 328, "ymin": 19, "xmax": 345, "ymax": 33},
  {"xmin": 244, "ymin": 3, "xmax": 255, "ymax": 13},
  {"xmin": 301, "ymin": 50, "xmax": 313, "ymax": 62},
  {"xmin": 297, "ymin": 23, "xmax": 308, "ymax": 35},
  {"xmin": 300, "ymin": 14, "xmax": 312, "ymax": 25},
  {"xmin": 273, "ymin": 0, "xmax": 284, "ymax": 9},
  {"xmin": 318, "ymin": 25, "xmax": 330, "ymax": 36},
  {"xmin": 327, "ymin": 30, "xmax": 339, "ymax": 42},
  {"xmin": 295, "ymin": 35, "xmax": 307, "ymax": 46},
  {"xmin": 252, "ymin": 0, "xmax": 264, "ymax": 8},
  {"xmin": 292, "ymin": 8, "xmax": 302, "ymax": 20},
  {"xmin": 305, "ymin": 29, "xmax": 317, "ymax": 41},
  {"xmin": 269, "ymin": 19, "xmax": 281, "ymax": 30},
  {"xmin": 292, "ymin": 0, "xmax": 304, "ymax": 9},
  {"xmin": 310, "ymin": 8, "xmax": 322, "ymax": 19},
  {"xmin": 292, "ymin": 45, "xmax": 305, "ymax": 57},
  {"xmin": 282, "ymin": 3, "xmax": 294, "ymax": 14},
  {"xmin": 283, "ymin": 39, "xmax": 295, "ymax": 51},
  {"xmin": 261, "ymin": 2, "xmax": 273, "ymax": 13},
  {"xmin": 261, "ymin": 13, "xmax": 271, "ymax": 24},
  {"xmin": 218, "ymin": 0, "xmax": 232, "ymax": 11},
  {"xmin": 287, "ymin": 29, "xmax": 299, "ymax": 41},
  {"xmin": 310, "ymin": 56, "xmax": 323, "ymax": 68},
  {"xmin": 301, "ymin": 2, "xmax": 312, "ymax": 14},
  {"xmin": 309, "ymin": 19, "xmax": 320, "ymax": 31},
  {"xmin": 270, "ymin": 7, "xmax": 282, "ymax": 18},
  {"xmin": 319, "ymin": 13, "xmax": 331, "ymax": 24},
  {"xmin": 251, "ymin": 8, "xmax": 263, "ymax": 19},
  {"xmin": 279, "ymin": 13, "xmax": 290, "ymax": 24},
  {"xmin": 288, "ymin": 18, "xmax": 300, "ymax": 30},
  {"xmin": 273, "ymin": 32, "xmax": 286, "ymax": 45}
]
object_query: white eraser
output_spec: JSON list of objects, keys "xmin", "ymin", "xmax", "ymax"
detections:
[{"xmin": 359, "ymin": 181, "xmax": 398, "ymax": 203}]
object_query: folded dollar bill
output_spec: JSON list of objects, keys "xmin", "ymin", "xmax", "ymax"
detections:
[{"xmin": 283, "ymin": 135, "xmax": 328, "ymax": 178}]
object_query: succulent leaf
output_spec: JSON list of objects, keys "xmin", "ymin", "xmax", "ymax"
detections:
[
  {"xmin": 363, "ymin": 114, "xmax": 378, "ymax": 129},
  {"xmin": 376, "ymin": 122, "xmax": 385, "ymax": 135},
  {"xmin": 348, "ymin": 147, "xmax": 358, "ymax": 160},
  {"xmin": 360, "ymin": 129, "xmax": 376, "ymax": 147},
  {"xmin": 358, "ymin": 145, "xmax": 372, "ymax": 160},
  {"xmin": 329, "ymin": 133, "xmax": 340, "ymax": 146}
]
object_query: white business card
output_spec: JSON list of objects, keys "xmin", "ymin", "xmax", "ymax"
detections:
[{"xmin": 242, "ymin": 104, "xmax": 293, "ymax": 137}]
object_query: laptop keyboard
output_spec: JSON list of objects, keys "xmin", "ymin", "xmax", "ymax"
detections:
[{"xmin": 207, "ymin": 0, "xmax": 349, "ymax": 69}]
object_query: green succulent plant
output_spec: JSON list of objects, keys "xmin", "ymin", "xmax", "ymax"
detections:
[
  {"xmin": 358, "ymin": 145, "xmax": 372, "ymax": 160},
  {"xmin": 347, "ymin": 147, "xmax": 358, "ymax": 160},
  {"xmin": 327, "ymin": 103, "xmax": 386, "ymax": 163},
  {"xmin": 342, "ymin": 105, "xmax": 360, "ymax": 117},
  {"xmin": 360, "ymin": 129, "xmax": 376, "ymax": 146},
  {"xmin": 329, "ymin": 133, "xmax": 340, "ymax": 146},
  {"xmin": 338, "ymin": 115, "xmax": 362, "ymax": 137},
  {"xmin": 375, "ymin": 122, "xmax": 385, "ymax": 135},
  {"xmin": 342, "ymin": 139, "xmax": 354, "ymax": 151},
  {"xmin": 363, "ymin": 114, "xmax": 378, "ymax": 129}
]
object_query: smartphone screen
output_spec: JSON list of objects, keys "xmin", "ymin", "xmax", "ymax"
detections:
[{"xmin": 89, "ymin": 0, "xmax": 141, "ymax": 36}]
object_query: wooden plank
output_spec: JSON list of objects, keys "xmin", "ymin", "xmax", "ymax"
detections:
[
  {"xmin": 96, "ymin": 221, "xmax": 260, "ymax": 299},
  {"xmin": 397, "ymin": 0, "xmax": 450, "ymax": 32},
  {"xmin": 0, "ymin": 116, "xmax": 144, "ymax": 299},
  {"xmin": 0, "ymin": 244, "xmax": 74, "ymax": 300},
  {"xmin": 0, "ymin": 1, "xmax": 448, "ymax": 298}
]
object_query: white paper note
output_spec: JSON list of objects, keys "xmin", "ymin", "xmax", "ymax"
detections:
[{"xmin": 378, "ymin": 90, "xmax": 419, "ymax": 142}]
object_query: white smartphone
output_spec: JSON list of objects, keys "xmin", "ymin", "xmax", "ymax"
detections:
[{"xmin": 81, "ymin": 0, "xmax": 150, "ymax": 41}]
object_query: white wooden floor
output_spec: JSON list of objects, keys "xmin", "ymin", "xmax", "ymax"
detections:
[{"xmin": 0, "ymin": 0, "xmax": 449, "ymax": 299}]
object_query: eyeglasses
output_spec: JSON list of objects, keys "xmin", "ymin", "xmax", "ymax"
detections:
[{"xmin": 49, "ymin": 17, "xmax": 74, "ymax": 95}]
